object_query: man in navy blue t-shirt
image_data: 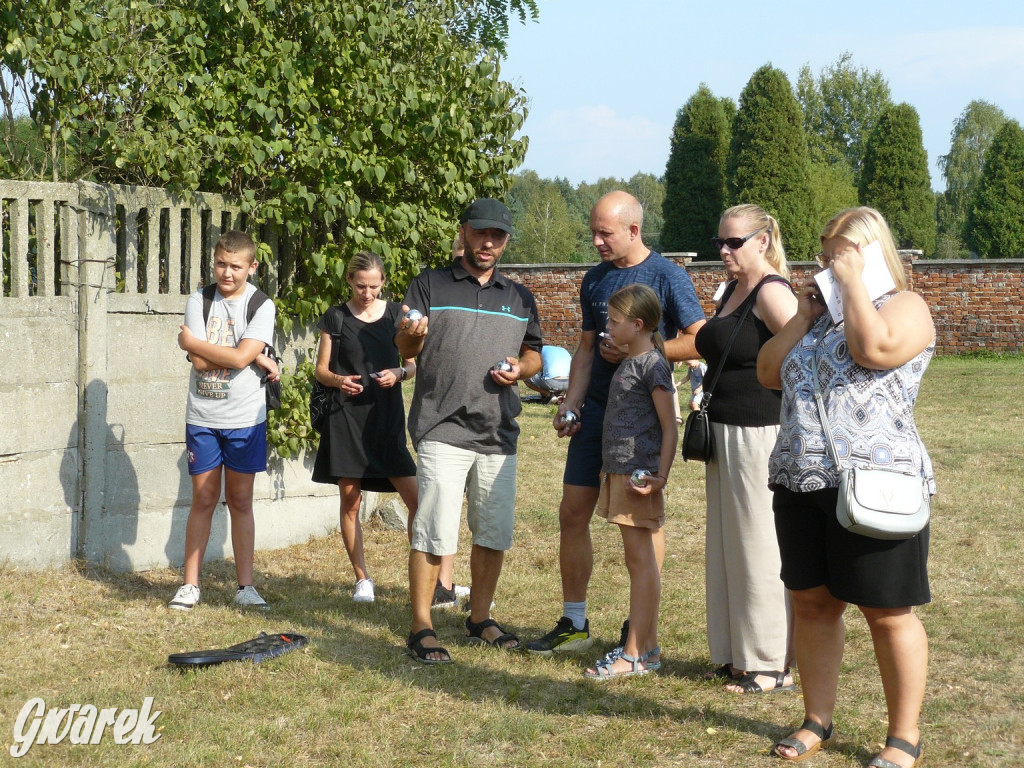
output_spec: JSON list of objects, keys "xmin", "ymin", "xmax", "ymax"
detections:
[{"xmin": 525, "ymin": 190, "xmax": 706, "ymax": 656}]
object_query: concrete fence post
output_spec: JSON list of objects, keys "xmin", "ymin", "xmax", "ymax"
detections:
[{"xmin": 74, "ymin": 182, "xmax": 118, "ymax": 560}]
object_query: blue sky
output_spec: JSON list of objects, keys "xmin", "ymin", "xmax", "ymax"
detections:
[{"xmin": 501, "ymin": 0, "xmax": 1024, "ymax": 191}]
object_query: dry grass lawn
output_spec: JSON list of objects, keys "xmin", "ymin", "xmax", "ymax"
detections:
[{"xmin": 1, "ymin": 356, "xmax": 1021, "ymax": 766}]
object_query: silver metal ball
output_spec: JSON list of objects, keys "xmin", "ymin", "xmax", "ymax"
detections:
[{"xmin": 630, "ymin": 469, "xmax": 652, "ymax": 487}]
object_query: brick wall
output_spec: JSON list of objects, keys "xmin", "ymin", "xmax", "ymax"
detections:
[{"xmin": 502, "ymin": 257, "xmax": 1023, "ymax": 355}]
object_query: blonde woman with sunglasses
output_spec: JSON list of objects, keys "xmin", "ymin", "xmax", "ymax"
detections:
[{"xmin": 695, "ymin": 204, "xmax": 798, "ymax": 693}]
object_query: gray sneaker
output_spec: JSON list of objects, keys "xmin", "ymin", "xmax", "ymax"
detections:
[
  {"xmin": 168, "ymin": 584, "xmax": 201, "ymax": 611},
  {"xmin": 234, "ymin": 585, "xmax": 268, "ymax": 609}
]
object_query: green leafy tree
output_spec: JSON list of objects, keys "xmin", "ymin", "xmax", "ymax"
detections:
[
  {"xmin": 807, "ymin": 159, "xmax": 860, "ymax": 233},
  {"xmin": 626, "ymin": 171, "xmax": 665, "ymax": 251},
  {"xmin": 431, "ymin": 0, "xmax": 539, "ymax": 55},
  {"xmin": 796, "ymin": 52, "xmax": 892, "ymax": 181},
  {"xmin": 662, "ymin": 84, "xmax": 730, "ymax": 259},
  {"xmin": 859, "ymin": 103, "xmax": 936, "ymax": 254},
  {"xmin": 4, "ymin": 0, "xmax": 528, "ymax": 457},
  {"xmin": 727, "ymin": 64, "xmax": 818, "ymax": 260},
  {"xmin": 506, "ymin": 171, "xmax": 585, "ymax": 262},
  {"xmin": 550, "ymin": 176, "xmax": 594, "ymax": 260},
  {"xmin": 965, "ymin": 119, "xmax": 1024, "ymax": 259},
  {"xmin": 5, "ymin": 0, "xmax": 527, "ymax": 293},
  {"xmin": 937, "ymin": 100, "xmax": 1008, "ymax": 253},
  {"xmin": 0, "ymin": 115, "xmax": 48, "ymax": 179}
]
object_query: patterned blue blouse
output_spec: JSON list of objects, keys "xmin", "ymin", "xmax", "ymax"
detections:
[{"xmin": 768, "ymin": 295, "xmax": 937, "ymax": 494}]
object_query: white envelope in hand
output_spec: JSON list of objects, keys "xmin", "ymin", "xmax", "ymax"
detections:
[{"xmin": 813, "ymin": 240, "xmax": 895, "ymax": 323}]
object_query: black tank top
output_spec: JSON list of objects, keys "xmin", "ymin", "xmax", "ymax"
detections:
[{"xmin": 694, "ymin": 275, "xmax": 791, "ymax": 427}]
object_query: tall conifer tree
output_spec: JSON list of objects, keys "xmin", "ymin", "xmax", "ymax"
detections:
[
  {"xmin": 662, "ymin": 84, "xmax": 730, "ymax": 259},
  {"xmin": 727, "ymin": 65, "xmax": 817, "ymax": 259},
  {"xmin": 965, "ymin": 120, "xmax": 1024, "ymax": 259},
  {"xmin": 859, "ymin": 103, "xmax": 936, "ymax": 254}
]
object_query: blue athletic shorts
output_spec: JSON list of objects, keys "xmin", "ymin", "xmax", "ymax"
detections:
[
  {"xmin": 186, "ymin": 424, "xmax": 267, "ymax": 476},
  {"xmin": 562, "ymin": 397, "xmax": 605, "ymax": 488}
]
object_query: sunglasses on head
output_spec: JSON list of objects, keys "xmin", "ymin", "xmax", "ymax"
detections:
[{"xmin": 711, "ymin": 226, "xmax": 766, "ymax": 251}]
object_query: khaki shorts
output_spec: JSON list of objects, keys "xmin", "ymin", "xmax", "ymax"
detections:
[
  {"xmin": 596, "ymin": 472, "xmax": 665, "ymax": 530},
  {"xmin": 410, "ymin": 440, "xmax": 517, "ymax": 556}
]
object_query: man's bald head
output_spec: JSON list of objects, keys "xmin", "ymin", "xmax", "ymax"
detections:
[
  {"xmin": 593, "ymin": 190, "xmax": 644, "ymax": 231},
  {"xmin": 589, "ymin": 190, "xmax": 650, "ymax": 267}
]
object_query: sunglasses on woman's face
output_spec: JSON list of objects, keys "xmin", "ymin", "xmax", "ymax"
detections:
[{"xmin": 711, "ymin": 226, "xmax": 766, "ymax": 251}]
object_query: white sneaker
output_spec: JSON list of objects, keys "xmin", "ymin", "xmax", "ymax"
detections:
[
  {"xmin": 353, "ymin": 578, "xmax": 375, "ymax": 603},
  {"xmin": 453, "ymin": 584, "xmax": 471, "ymax": 600},
  {"xmin": 234, "ymin": 585, "xmax": 268, "ymax": 609},
  {"xmin": 169, "ymin": 584, "xmax": 201, "ymax": 611}
]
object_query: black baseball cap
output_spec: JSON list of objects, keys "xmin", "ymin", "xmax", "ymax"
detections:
[{"xmin": 460, "ymin": 198, "xmax": 514, "ymax": 236}]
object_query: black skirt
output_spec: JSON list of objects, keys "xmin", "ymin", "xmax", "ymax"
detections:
[{"xmin": 773, "ymin": 485, "xmax": 930, "ymax": 608}]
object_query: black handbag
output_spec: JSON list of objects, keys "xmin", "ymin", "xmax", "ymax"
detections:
[
  {"xmin": 309, "ymin": 378, "xmax": 329, "ymax": 432},
  {"xmin": 310, "ymin": 314, "xmax": 344, "ymax": 433},
  {"xmin": 681, "ymin": 282, "xmax": 757, "ymax": 463},
  {"xmin": 681, "ymin": 399, "xmax": 712, "ymax": 462}
]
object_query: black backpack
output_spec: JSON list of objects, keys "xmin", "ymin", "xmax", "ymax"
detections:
[{"xmin": 199, "ymin": 284, "xmax": 282, "ymax": 411}]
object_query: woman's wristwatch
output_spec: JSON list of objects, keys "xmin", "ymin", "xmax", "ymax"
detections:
[{"xmin": 399, "ymin": 367, "xmax": 408, "ymax": 381}]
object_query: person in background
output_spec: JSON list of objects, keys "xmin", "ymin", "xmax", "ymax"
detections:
[
  {"xmin": 523, "ymin": 345, "xmax": 572, "ymax": 404},
  {"xmin": 758, "ymin": 206, "xmax": 935, "ymax": 768},
  {"xmin": 681, "ymin": 359, "xmax": 707, "ymax": 411},
  {"xmin": 695, "ymin": 203, "xmax": 798, "ymax": 693},
  {"xmin": 312, "ymin": 251, "xmax": 418, "ymax": 603}
]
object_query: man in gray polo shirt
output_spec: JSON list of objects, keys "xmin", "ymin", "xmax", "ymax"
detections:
[{"xmin": 397, "ymin": 198, "xmax": 543, "ymax": 664}]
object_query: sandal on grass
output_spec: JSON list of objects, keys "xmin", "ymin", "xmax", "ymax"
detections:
[
  {"xmin": 772, "ymin": 719, "xmax": 835, "ymax": 762},
  {"xmin": 642, "ymin": 646, "xmax": 662, "ymax": 671},
  {"xmin": 465, "ymin": 617, "xmax": 520, "ymax": 650},
  {"xmin": 407, "ymin": 628, "xmax": 452, "ymax": 665},
  {"xmin": 867, "ymin": 736, "xmax": 922, "ymax": 768},
  {"xmin": 584, "ymin": 651, "xmax": 650, "ymax": 679},
  {"xmin": 728, "ymin": 668, "xmax": 795, "ymax": 694}
]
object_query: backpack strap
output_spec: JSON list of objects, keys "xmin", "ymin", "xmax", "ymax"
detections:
[
  {"xmin": 245, "ymin": 288, "xmax": 270, "ymax": 324},
  {"xmin": 201, "ymin": 284, "xmax": 218, "ymax": 326},
  {"xmin": 201, "ymin": 283, "xmax": 270, "ymax": 326}
]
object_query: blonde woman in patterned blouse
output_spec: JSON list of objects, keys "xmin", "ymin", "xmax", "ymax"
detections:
[{"xmin": 757, "ymin": 207, "xmax": 935, "ymax": 768}]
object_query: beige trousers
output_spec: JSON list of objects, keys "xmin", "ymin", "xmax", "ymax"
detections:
[{"xmin": 704, "ymin": 422, "xmax": 792, "ymax": 671}]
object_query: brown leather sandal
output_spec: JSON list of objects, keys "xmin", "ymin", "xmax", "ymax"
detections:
[{"xmin": 772, "ymin": 719, "xmax": 835, "ymax": 762}]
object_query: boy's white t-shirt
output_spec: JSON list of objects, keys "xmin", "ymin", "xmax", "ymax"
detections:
[{"xmin": 184, "ymin": 283, "xmax": 276, "ymax": 429}]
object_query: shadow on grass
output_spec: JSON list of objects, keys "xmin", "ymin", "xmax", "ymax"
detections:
[{"xmin": 74, "ymin": 559, "xmax": 792, "ymax": 751}]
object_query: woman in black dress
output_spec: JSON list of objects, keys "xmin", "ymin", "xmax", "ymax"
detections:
[{"xmin": 312, "ymin": 251, "xmax": 417, "ymax": 603}]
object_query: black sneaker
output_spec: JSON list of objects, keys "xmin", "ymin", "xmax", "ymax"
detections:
[
  {"xmin": 524, "ymin": 616, "xmax": 593, "ymax": 655},
  {"xmin": 431, "ymin": 581, "xmax": 457, "ymax": 608}
]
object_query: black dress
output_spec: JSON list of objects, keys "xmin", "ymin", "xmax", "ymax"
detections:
[{"xmin": 311, "ymin": 302, "xmax": 416, "ymax": 492}]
